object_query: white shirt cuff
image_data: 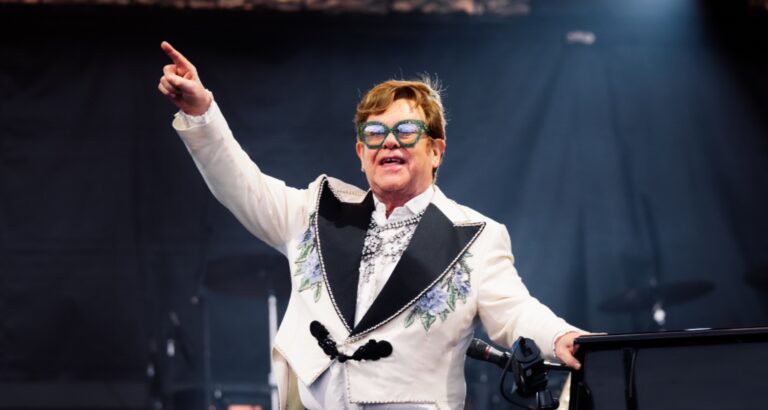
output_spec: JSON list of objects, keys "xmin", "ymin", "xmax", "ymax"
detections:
[
  {"xmin": 551, "ymin": 329, "xmax": 580, "ymax": 362},
  {"xmin": 174, "ymin": 90, "xmax": 217, "ymax": 128}
]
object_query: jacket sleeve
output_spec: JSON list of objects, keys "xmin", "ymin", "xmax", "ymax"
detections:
[
  {"xmin": 173, "ymin": 102, "xmax": 316, "ymax": 255},
  {"xmin": 475, "ymin": 222, "xmax": 580, "ymax": 360}
]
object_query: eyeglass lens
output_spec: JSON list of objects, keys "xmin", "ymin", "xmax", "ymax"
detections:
[{"xmin": 361, "ymin": 121, "xmax": 422, "ymax": 146}]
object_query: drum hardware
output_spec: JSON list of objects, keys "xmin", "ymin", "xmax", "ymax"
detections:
[
  {"xmin": 192, "ymin": 252, "xmax": 290, "ymax": 409},
  {"xmin": 597, "ymin": 279, "xmax": 714, "ymax": 329}
]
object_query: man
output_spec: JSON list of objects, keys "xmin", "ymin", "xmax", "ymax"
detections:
[{"xmin": 158, "ymin": 41, "xmax": 583, "ymax": 409}]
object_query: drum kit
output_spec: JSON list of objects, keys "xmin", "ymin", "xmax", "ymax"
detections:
[
  {"xmin": 597, "ymin": 264, "xmax": 768, "ymax": 328},
  {"xmin": 160, "ymin": 252, "xmax": 291, "ymax": 410},
  {"xmin": 597, "ymin": 278, "xmax": 715, "ymax": 328},
  {"xmin": 204, "ymin": 253, "xmax": 292, "ymax": 410}
]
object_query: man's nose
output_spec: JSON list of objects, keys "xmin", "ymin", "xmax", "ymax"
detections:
[{"xmin": 382, "ymin": 131, "xmax": 400, "ymax": 148}]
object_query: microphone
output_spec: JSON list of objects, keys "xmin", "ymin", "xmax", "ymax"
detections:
[
  {"xmin": 467, "ymin": 338, "xmax": 511, "ymax": 369},
  {"xmin": 466, "ymin": 338, "xmax": 549, "ymax": 397}
]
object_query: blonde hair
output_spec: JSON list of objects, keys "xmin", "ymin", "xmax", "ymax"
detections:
[{"xmin": 354, "ymin": 78, "xmax": 446, "ymax": 141}]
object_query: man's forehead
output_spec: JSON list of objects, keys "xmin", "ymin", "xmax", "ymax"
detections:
[
  {"xmin": 398, "ymin": 98, "xmax": 420, "ymax": 112},
  {"xmin": 398, "ymin": 98, "xmax": 422, "ymax": 112},
  {"xmin": 369, "ymin": 98, "xmax": 425, "ymax": 119}
]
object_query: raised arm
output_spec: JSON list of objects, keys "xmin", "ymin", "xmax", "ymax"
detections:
[{"xmin": 158, "ymin": 41, "xmax": 314, "ymax": 254}]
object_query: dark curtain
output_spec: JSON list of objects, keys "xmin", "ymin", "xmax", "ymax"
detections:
[{"xmin": 1, "ymin": 0, "xmax": 767, "ymax": 405}]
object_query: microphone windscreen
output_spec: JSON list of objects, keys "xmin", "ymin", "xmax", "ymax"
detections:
[{"xmin": 466, "ymin": 338, "xmax": 490, "ymax": 361}]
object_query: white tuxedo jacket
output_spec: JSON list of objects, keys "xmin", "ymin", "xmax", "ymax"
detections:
[{"xmin": 174, "ymin": 106, "xmax": 579, "ymax": 410}]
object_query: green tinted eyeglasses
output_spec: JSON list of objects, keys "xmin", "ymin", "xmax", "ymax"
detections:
[{"xmin": 357, "ymin": 120, "xmax": 430, "ymax": 149}]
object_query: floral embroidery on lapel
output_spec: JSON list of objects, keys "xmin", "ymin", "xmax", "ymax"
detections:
[
  {"xmin": 404, "ymin": 251, "xmax": 473, "ymax": 331},
  {"xmin": 294, "ymin": 212, "xmax": 323, "ymax": 302}
]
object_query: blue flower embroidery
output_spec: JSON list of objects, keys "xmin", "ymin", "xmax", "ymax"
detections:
[
  {"xmin": 405, "ymin": 251, "xmax": 473, "ymax": 331},
  {"xmin": 415, "ymin": 287, "xmax": 449, "ymax": 316},
  {"xmin": 453, "ymin": 268, "xmax": 471, "ymax": 298},
  {"xmin": 294, "ymin": 213, "xmax": 323, "ymax": 302}
]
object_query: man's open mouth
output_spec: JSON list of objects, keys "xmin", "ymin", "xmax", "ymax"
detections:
[{"xmin": 380, "ymin": 157, "xmax": 406, "ymax": 165}]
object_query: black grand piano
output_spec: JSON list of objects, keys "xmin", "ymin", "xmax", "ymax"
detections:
[{"xmin": 570, "ymin": 327, "xmax": 768, "ymax": 410}]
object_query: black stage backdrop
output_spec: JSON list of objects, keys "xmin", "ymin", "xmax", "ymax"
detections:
[{"xmin": 1, "ymin": 1, "xmax": 768, "ymax": 408}]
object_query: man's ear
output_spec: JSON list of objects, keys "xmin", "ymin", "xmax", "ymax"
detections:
[
  {"xmin": 430, "ymin": 138, "xmax": 446, "ymax": 168},
  {"xmin": 356, "ymin": 141, "xmax": 365, "ymax": 171}
]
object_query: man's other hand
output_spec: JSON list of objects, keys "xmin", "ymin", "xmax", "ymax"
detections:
[{"xmin": 554, "ymin": 331, "xmax": 583, "ymax": 370}]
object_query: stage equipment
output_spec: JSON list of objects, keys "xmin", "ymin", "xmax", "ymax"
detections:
[
  {"xmin": 194, "ymin": 252, "xmax": 291, "ymax": 410},
  {"xmin": 166, "ymin": 310, "xmax": 194, "ymax": 365},
  {"xmin": 467, "ymin": 337, "xmax": 568, "ymax": 410},
  {"xmin": 268, "ymin": 293, "xmax": 278, "ymax": 410},
  {"xmin": 170, "ymin": 381, "xmax": 269, "ymax": 410},
  {"xmin": 570, "ymin": 327, "xmax": 768, "ymax": 410},
  {"xmin": 601, "ymin": 197, "xmax": 716, "ymax": 330},
  {"xmin": 597, "ymin": 279, "xmax": 714, "ymax": 328}
]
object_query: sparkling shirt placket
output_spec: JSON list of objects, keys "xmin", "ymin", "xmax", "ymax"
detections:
[
  {"xmin": 353, "ymin": 189, "xmax": 433, "ymax": 326},
  {"xmin": 356, "ymin": 215, "xmax": 421, "ymax": 325}
]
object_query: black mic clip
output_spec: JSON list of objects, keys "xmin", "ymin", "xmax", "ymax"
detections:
[
  {"xmin": 466, "ymin": 337, "xmax": 561, "ymax": 410},
  {"xmin": 511, "ymin": 337, "xmax": 548, "ymax": 397},
  {"xmin": 310, "ymin": 321, "xmax": 392, "ymax": 363}
]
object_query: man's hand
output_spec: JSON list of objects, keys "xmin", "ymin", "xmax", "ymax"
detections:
[
  {"xmin": 158, "ymin": 41, "xmax": 212, "ymax": 116},
  {"xmin": 554, "ymin": 331, "xmax": 583, "ymax": 370}
]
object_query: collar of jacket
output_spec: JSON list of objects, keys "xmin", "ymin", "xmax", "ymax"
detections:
[{"xmin": 313, "ymin": 177, "xmax": 485, "ymax": 342}]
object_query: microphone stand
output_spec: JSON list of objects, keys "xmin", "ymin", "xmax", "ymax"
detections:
[
  {"xmin": 267, "ymin": 292, "xmax": 278, "ymax": 410},
  {"xmin": 467, "ymin": 338, "xmax": 568, "ymax": 410},
  {"xmin": 499, "ymin": 355, "xmax": 560, "ymax": 410}
]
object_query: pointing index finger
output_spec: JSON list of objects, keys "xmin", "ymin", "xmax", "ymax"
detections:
[{"xmin": 161, "ymin": 41, "xmax": 193, "ymax": 71}]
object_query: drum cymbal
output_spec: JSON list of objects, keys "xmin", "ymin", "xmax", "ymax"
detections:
[
  {"xmin": 597, "ymin": 280, "xmax": 715, "ymax": 313},
  {"xmin": 203, "ymin": 253, "xmax": 291, "ymax": 299}
]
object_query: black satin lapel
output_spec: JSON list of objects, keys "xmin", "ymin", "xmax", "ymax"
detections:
[
  {"xmin": 316, "ymin": 182, "xmax": 374, "ymax": 331},
  {"xmin": 351, "ymin": 203, "xmax": 483, "ymax": 337}
]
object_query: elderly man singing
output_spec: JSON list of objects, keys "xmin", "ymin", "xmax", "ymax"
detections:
[{"xmin": 158, "ymin": 41, "xmax": 583, "ymax": 410}]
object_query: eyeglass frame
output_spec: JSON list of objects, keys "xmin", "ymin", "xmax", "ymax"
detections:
[{"xmin": 357, "ymin": 119, "xmax": 432, "ymax": 149}]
